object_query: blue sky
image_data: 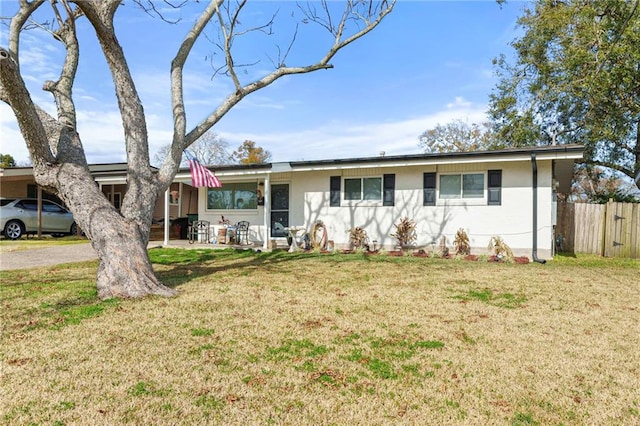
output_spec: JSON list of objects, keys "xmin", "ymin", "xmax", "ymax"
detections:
[{"xmin": 0, "ymin": 1, "xmax": 528, "ymax": 166}]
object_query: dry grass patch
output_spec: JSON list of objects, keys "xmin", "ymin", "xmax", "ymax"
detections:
[{"xmin": 1, "ymin": 250, "xmax": 639, "ymax": 425}]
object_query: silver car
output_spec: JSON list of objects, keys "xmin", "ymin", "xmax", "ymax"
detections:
[{"xmin": 0, "ymin": 198, "xmax": 78, "ymax": 239}]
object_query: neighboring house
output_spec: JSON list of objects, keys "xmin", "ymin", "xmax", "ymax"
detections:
[
  {"xmin": 0, "ymin": 144, "xmax": 584, "ymax": 260},
  {"xmin": 169, "ymin": 144, "xmax": 583, "ymax": 259}
]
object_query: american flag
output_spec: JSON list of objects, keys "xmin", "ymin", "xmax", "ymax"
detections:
[{"xmin": 186, "ymin": 153, "xmax": 221, "ymax": 188}]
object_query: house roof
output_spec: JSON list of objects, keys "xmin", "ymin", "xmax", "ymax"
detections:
[
  {"xmin": 288, "ymin": 144, "xmax": 584, "ymax": 170},
  {"xmin": 1, "ymin": 145, "xmax": 584, "ymax": 185},
  {"xmin": 174, "ymin": 144, "xmax": 584, "ymax": 175}
]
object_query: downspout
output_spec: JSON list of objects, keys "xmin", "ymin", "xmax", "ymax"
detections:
[
  {"xmin": 263, "ymin": 174, "xmax": 271, "ymax": 250},
  {"xmin": 531, "ymin": 153, "xmax": 546, "ymax": 264}
]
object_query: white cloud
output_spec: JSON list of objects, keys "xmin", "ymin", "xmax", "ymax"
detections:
[
  {"xmin": 0, "ymin": 105, "xmax": 31, "ymax": 164},
  {"xmin": 3, "ymin": 94, "xmax": 488, "ymax": 167},
  {"xmin": 446, "ymin": 96, "xmax": 473, "ymax": 110},
  {"xmin": 219, "ymin": 97, "xmax": 488, "ymax": 162}
]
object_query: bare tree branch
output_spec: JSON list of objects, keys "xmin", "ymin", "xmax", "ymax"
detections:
[
  {"xmin": 132, "ymin": 0, "xmax": 188, "ymax": 24},
  {"xmin": 160, "ymin": 0, "xmax": 224, "ymax": 186},
  {"xmin": 42, "ymin": 0, "xmax": 80, "ymax": 129},
  {"xmin": 7, "ymin": 0, "xmax": 46, "ymax": 68},
  {"xmin": 216, "ymin": 0, "xmax": 246, "ymax": 91},
  {"xmin": 184, "ymin": 0, "xmax": 395, "ymax": 145},
  {"xmin": 0, "ymin": 0, "xmax": 59, "ymax": 169},
  {"xmin": 75, "ymin": 1, "xmax": 150, "ymax": 168},
  {"xmin": 0, "ymin": 48, "xmax": 56, "ymax": 166}
]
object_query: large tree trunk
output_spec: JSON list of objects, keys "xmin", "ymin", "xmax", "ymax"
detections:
[
  {"xmin": 3, "ymin": 1, "xmax": 396, "ymax": 300},
  {"xmin": 92, "ymin": 219, "xmax": 176, "ymax": 299},
  {"xmin": 54, "ymin": 159, "xmax": 176, "ymax": 300}
]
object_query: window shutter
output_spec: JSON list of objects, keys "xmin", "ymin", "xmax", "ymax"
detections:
[
  {"xmin": 383, "ymin": 174, "xmax": 395, "ymax": 206},
  {"xmin": 330, "ymin": 176, "xmax": 341, "ymax": 207},
  {"xmin": 487, "ymin": 170, "xmax": 502, "ymax": 205},
  {"xmin": 423, "ymin": 172, "xmax": 436, "ymax": 206}
]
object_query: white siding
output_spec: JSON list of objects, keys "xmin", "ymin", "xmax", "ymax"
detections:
[
  {"xmin": 188, "ymin": 158, "xmax": 556, "ymax": 258},
  {"xmin": 290, "ymin": 159, "xmax": 555, "ymax": 258}
]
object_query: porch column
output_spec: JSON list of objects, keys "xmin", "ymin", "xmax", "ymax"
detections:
[
  {"xmin": 263, "ymin": 174, "xmax": 271, "ymax": 250},
  {"xmin": 163, "ymin": 189, "xmax": 170, "ymax": 246},
  {"xmin": 37, "ymin": 186, "xmax": 42, "ymax": 238}
]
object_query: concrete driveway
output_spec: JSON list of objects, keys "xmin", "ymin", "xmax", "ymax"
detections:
[
  {"xmin": 0, "ymin": 242, "xmax": 99, "ymax": 271},
  {"xmin": 0, "ymin": 240, "xmax": 241, "ymax": 271}
]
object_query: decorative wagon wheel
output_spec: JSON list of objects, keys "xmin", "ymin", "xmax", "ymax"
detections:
[{"xmin": 310, "ymin": 220, "xmax": 328, "ymax": 250}]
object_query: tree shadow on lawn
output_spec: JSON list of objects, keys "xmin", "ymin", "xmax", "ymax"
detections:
[
  {"xmin": 149, "ymin": 248, "xmax": 317, "ymax": 289},
  {"xmin": 149, "ymin": 247, "xmax": 484, "ymax": 290},
  {"xmin": 2, "ymin": 249, "xmax": 312, "ymax": 333}
]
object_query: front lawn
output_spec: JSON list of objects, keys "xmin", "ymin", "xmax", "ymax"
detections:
[{"xmin": 1, "ymin": 250, "xmax": 638, "ymax": 425}]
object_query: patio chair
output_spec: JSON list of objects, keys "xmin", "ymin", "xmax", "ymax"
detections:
[
  {"xmin": 235, "ymin": 221, "xmax": 250, "ymax": 245},
  {"xmin": 188, "ymin": 220, "xmax": 210, "ymax": 244}
]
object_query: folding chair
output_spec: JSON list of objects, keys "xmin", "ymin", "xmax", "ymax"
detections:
[{"xmin": 234, "ymin": 221, "xmax": 250, "ymax": 245}]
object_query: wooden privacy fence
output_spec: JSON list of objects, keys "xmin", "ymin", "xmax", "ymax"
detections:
[{"xmin": 556, "ymin": 201, "xmax": 639, "ymax": 258}]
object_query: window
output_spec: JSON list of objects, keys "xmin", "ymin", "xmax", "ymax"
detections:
[
  {"xmin": 18, "ymin": 200, "xmax": 38, "ymax": 210},
  {"xmin": 439, "ymin": 173, "xmax": 484, "ymax": 199},
  {"xmin": 383, "ymin": 174, "xmax": 395, "ymax": 206},
  {"xmin": 487, "ymin": 170, "xmax": 502, "ymax": 205},
  {"xmin": 207, "ymin": 182, "xmax": 257, "ymax": 210},
  {"xmin": 27, "ymin": 184, "xmax": 62, "ymax": 204},
  {"xmin": 42, "ymin": 201, "xmax": 67, "ymax": 213},
  {"xmin": 330, "ymin": 175, "xmax": 394, "ymax": 206},
  {"xmin": 343, "ymin": 177, "xmax": 382, "ymax": 202},
  {"xmin": 423, "ymin": 172, "xmax": 436, "ymax": 206},
  {"xmin": 108, "ymin": 192, "xmax": 122, "ymax": 209},
  {"xmin": 330, "ymin": 176, "xmax": 341, "ymax": 207}
]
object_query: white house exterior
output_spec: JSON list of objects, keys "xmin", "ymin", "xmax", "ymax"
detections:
[
  {"xmin": 169, "ymin": 145, "xmax": 584, "ymax": 260},
  {"xmin": 0, "ymin": 145, "xmax": 582, "ymax": 258}
]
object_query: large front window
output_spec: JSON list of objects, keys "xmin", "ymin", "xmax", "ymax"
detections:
[
  {"xmin": 207, "ymin": 182, "xmax": 257, "ymax": 210},
  {"xmin": 439, "ymin": 173, "xmax": 484, "ymax": 199},
  {"xmin": 344, "ymin": 177, "xmax": 382, "ymax": 201}
]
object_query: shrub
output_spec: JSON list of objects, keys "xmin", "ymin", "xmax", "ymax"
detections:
[
  {"xmin": 487, "ymin": 236, "xmax": 514, "ymax": 259},
  {"xmin": 390, "ymin": 217, "xmax": 416, "ymax": 249},
  {"xmin": 453, "ymin": 228, "xmax": 470, "ymax": 256},
  {"xmin": 347, "ymin": 226, "xmax": 369, "ymax": 250}
]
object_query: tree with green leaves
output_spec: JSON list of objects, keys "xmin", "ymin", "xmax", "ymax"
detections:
[
  {"xmin": 232, "ymin": 140, "xmax": 272, "ymax": 165},
  {"xmin": 0, "ymin": 0, "xmax": 394, "ymax": 299},
  {"xmin": 418, "ymin": 120, "xmax": 499, "ymax": 153},
  {"xmin": 489, "ymin": 0, "xmax": 640, "ymax": 188},
  {"xmin": 0, "ymin": 153, "xmax": 16, "ymax": 168}
]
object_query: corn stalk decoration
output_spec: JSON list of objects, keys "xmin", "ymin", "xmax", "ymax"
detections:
[
  {"xmin": 453, "ymin": 228, "xmax": 471, "ymax": 256},
  {"xmin": 348, "ymin": 226, "xmax": 369, "ymax": 250},
  {"xmin": 390, "ymin": 217, "xmax": 416, "ymax": 249},
  {"xmin": 487, "ymin": 236, "xmax": 514, "ymax": 259}
]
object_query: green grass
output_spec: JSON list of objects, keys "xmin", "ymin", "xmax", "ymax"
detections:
[
  {"xmin": 190, "ymin": 327, "xmax": 215, "ymax": 336},
  {"xmin": 1, "ymin": 248, "xmax": 638, "ymax": 425},
  {"xmin": 453, "ymin": 288, "xmax": 528, "ymax": 309}
]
